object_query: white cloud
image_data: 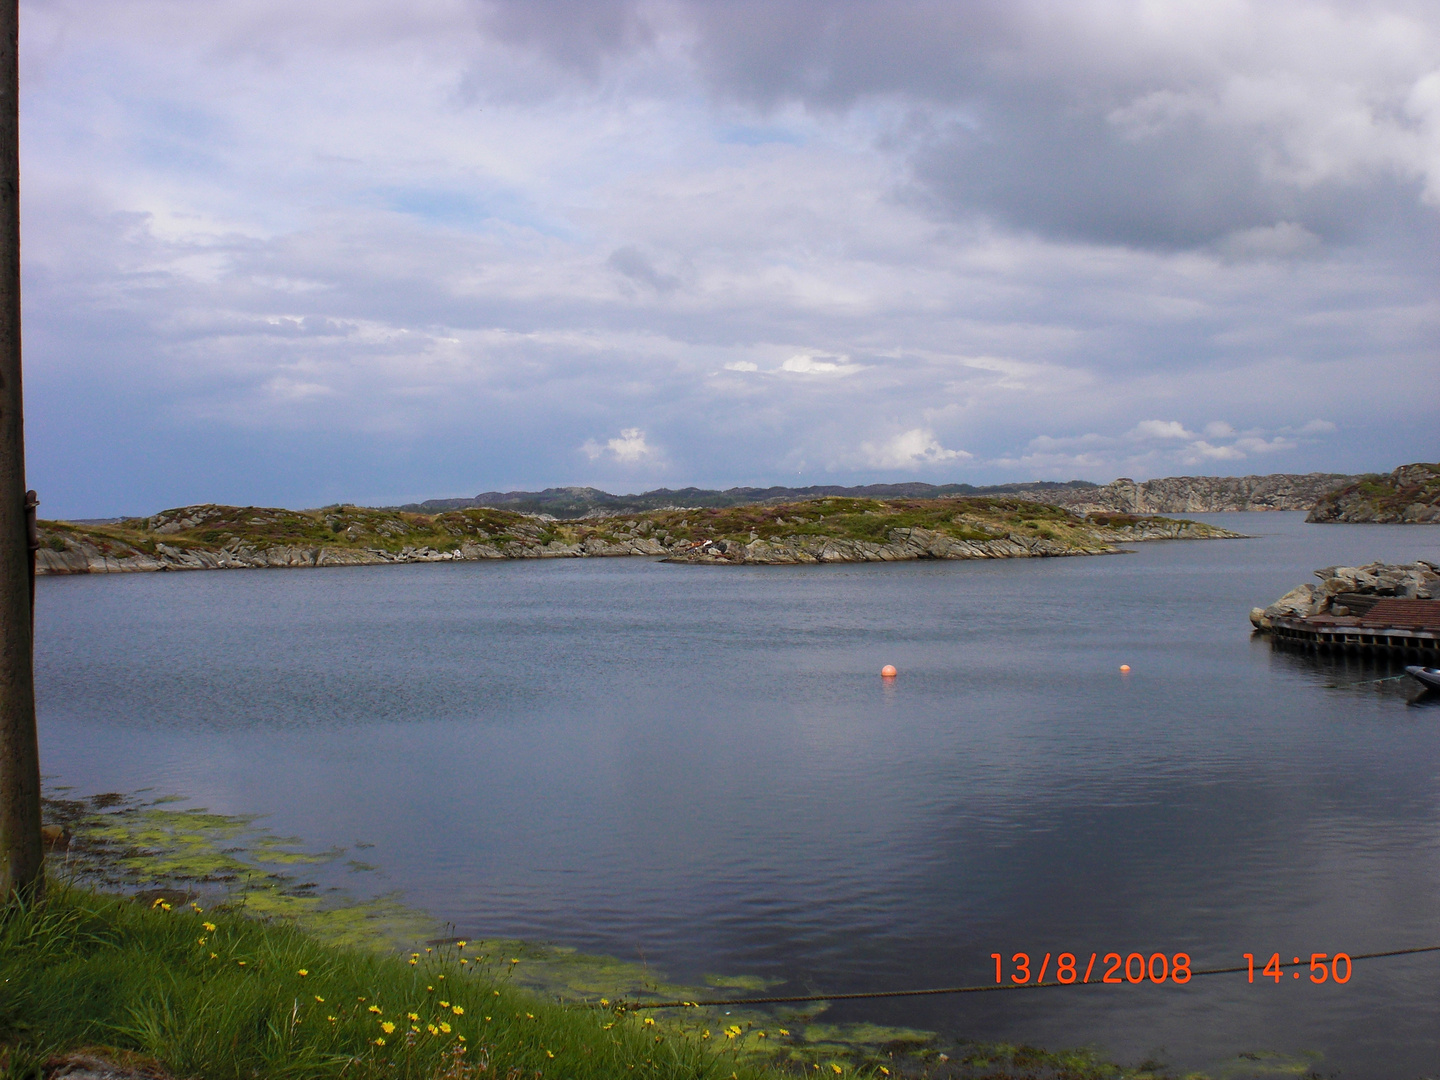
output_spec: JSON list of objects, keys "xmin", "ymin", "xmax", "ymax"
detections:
[
  {"xmin": 860, "ymin": 429, "xmax": 971, "ymax": 469},
  {"xmin": 778, "ymin": 354, "xmax": 863, "ymax": 376},
  {"xmin": 723, "ymin": 360, "xmax": 759, "ymax": 372},
  {"xmin": 1129, "ymin": 420, "xmax": 1196, "ymax": 441},
  {"xmin": 581, "ymin": 427, "xmax": 656, "ymax": 464},
  {"xmin": 1203, "ymin": 420, "xmax": 1236, "ymax": 438}
]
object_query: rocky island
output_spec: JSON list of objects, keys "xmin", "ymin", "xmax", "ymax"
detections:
[
  {"xmin": 37, "ymin": 496, "xmax": 1240, "ymax": 575},
  {"xmin": 1305, "ymin": 462, "xmax": 1440, "ymax": 523}
]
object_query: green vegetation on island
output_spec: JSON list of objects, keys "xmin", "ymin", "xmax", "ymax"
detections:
[
  {"xmin": 36, "ymin": 497, "xmax": 1239, "ymax": 575},
  {"xmin": 1305, "ymin": 462, "xmax": 1440, "ymax": 523}
]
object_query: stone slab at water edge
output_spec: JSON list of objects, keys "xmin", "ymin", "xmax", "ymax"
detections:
[
  {"xmin": 36, "ymin": 497, "xmax": 1242, "ymax": 575},
  {"xmin": 1249, "ymin": 561, "xmax": 1440, "ymax": 630}
]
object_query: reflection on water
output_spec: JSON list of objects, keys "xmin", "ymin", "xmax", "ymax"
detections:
[{"xmin": 35, "ymin": 513, "xmax": 1440, "ymax": 1077}]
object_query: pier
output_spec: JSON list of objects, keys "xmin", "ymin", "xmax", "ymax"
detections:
[{"xmin": 1269, "ymin": 599, "xmax": 1440, "ymax": 660}]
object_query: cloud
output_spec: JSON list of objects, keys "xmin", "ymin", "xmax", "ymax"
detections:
[
  {"xmin": 1129, "ymin": 420, "xmax": 1196, "ymax": 441},
  {"xmin": 860, "ymin": 428, "xmax": 971, "ymax": 469},
  {"xmin": 14, "ymin": 0, "xmax": 1439, "ymax": 516},
  {"xmin": 581, "ymin": 427, "xmax": 657, "ymax": 464},
  {"xmin": 779, "ymin": 354, "xmax": 862, "ymax": 376}
]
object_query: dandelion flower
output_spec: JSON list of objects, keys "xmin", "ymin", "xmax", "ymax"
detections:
[
  {"xmin": 160, "ymin": 903, "xmax": 172, "ymax": 912},
  {"xmin": 458, "ymin": 1035, "xmax": 466, "ymax": 1043},
  {"xmin": 151, "ymin": 897, "xmax": 166, "ymax": 908},
  {"xmin": 460, "ymin": 959, "xmax": 468, "ymax": 966},
  {"xmin": 701, "ymin": 1031, "xmax": 709, "ymax": 1039},
  {"xmin": 493, "ymin": 991, "xmax": 500, "ymax": 997},
  {"xmin": 315, "ymin": 996, "xmax": 325, "ymax": 1003},
  {"xmin": 438, "ymin": 975, "xmax": 445, "ymax": 980},
  {"xmin": 409, "ymin": 959, "xmax": 418, "ymax": 965},
  {"xmin": 832, "ymin": 1065, "xmax": 843, "ymax": 1074},
  {"xmin": 411, "ymin": 1026, "xmax": 420, "ymax": 1034},
  {"xmin": 525, "ymin": 1013, "xmax": 534, "ymax": 1020},
  {"xmin": 880, "ymin": 1069, "xmax": 890, "ymax": 1076},
  {"xmin": 374, "ymin": 1038, "xmax": 386, "ymax": 1047},
  {"xmin": 381, "ymin": 1022, "xmax": 396, "ymax": 1034},
  {"xmin": 600, "ymin": 998, "xmax": 609, "ymax": 1006},
  {"xmin": 407, "ymin": 1013, "xmax": 419, "ymax": 1021},
  {"xmin": 439, "ymin": 1022, "xmax": 452, "ymax": 1034},
  {"xmin": 367, "ymin": 1005, "xmax": 382, "ymax": 1014},
  {"xmin": 604, "ymin": 1023, "xmax": 615, "ymax": 1031},
  {"xmin": 427, "ymin": 1024, "xmax": 439, "ymax": 1036},
  {"xmin": 758, "ymin": 1032, "xmax": 767, "ymax": 1038},
  {"xmin": 484, "ymin": 1017, "xmax": 491, "ymax": 1023},
  {"xmin": 191, "ymin": 902, "xmax": 203, "ymax": 912},
  {"xmin": 779, "ymin": 1029, "xmax": 790, "ymax": 1036},
  {"xmin": 203, "ymin": 922, "xmax": 216, "ymax": 932},
  {"xmin": 209, "ymin": 953, "xmax": 218, "ymax": 959},
  {"xmin": 297, "ymin": 969, "xmax": 309, "ymax": 977},
  {"xmin": 452, "ymin": 1006, "xmax": 464, "ymax": 1015},
  {"xmin": 426, "ymin": 947, "xmax": 433, "ymax": 953},
  {"xmin": 237, "ymin": 960, "xmax": 247, "ymax": 967},
  {"xmin": 426, "ymin": 986, "xmax": 434, "ymax": 991},
  {"xmin": 327, "ymin": 1016, "xmax": 337, "ymax": 1023},
  {"xmin": 439, "ymin": 1001, "xmax": 449, "ymax": 1008},
  {"xmin": 643, "ymin": 1018, "xmax": 655, "ymax": 1026},
  {"xmin": 458, "ymin": 940, "xmax": 467, "ymax": 948},
  {"xmin": 197, "ymin": 937, "xmax": 206, "ymax": 946},
  {"xmin": 545, "ymin": 1051, "xmax": 554, "ymax": 1059}
]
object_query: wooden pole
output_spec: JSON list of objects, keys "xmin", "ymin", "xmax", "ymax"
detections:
[{"xmin": 0, "ymin": 0, "xmax": 41, "ymax": 903}]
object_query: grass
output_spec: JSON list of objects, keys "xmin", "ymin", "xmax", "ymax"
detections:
[{"xmin": 0, "ymin": 883, "xmax": 777, "ymax": 1080}]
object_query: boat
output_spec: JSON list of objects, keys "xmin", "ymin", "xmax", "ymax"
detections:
[{"xmin": 1405, "ymin": 666, "xmax": 1440, "ymax": 692}]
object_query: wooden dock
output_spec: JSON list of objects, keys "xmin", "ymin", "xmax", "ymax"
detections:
[{"xmin": 1269, "ymin": 599, "xmax": 1440, "ymax": 660}]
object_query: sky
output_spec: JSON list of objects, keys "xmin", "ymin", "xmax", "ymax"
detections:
[{"xmin": 18, "ymin": 0, "xmax": 1440, "ymax": 517}]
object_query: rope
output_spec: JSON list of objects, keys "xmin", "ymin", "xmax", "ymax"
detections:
[
  {"xmin": 617, "ymin": 945, "xmax": 1440, "ymax": 1010},
  {"xmin": 1323, "ymin": 673, "xmax": 1413, "ymax": 689}
]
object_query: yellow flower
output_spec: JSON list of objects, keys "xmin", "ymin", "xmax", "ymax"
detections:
[
  {"xmin": 426, "ymin": 947, "xmax": 433, "ymax": 953},
  {"xmin": 151, "ymin": 897, "xmax": 166, "ymax": 908},
  {"xmin": 190, "ymin": 902, "xmax": 203, "ymax": 912},
  {"xmin": 758, "ymin": 1032, "xmax": 767, "ymax": 1039},
  {"xmin": 297, "ymin": 969, "xmax": 309, "ymax": 977},
  {"xmin": 197, "ymin": 938, "xmax": 206, "ymax": 946},
  {"xmin": 880, "ymin": 1069, "xmax": 890, "ymax": 1076},
  {"xmin": 600, "ymin": 998, "xmax": 610, "ymax": 1006},
  {"xmin": 452, "ymin": 1006, "xmax": 464, "ymax": 1015},
  {"xmin": 203, "ymin": 922, "xmax": 217, "ymax": 932},
  {"xmin": 439, "ymin": 1022, "xmax": 452, "ymax": 1034},
  {"xmin": 701, "ymin": 1030, "xmax": 710, "ymax": 1039},
  {"xmin": 380, "ymin": 1022, "xmax": 395, "ymax": 1034},
  {"xmin": 315, "ymin": 996, "xmax": 325, "ymax": 1003},
  {"xmin": 327, "ymin": 1016, "xmax": 337, "ymax": 1022},
  {"xmin": 459, "ymin": 959, "xmax": 468, "ymax": 966},
  {"xmin": 426, "ymin": 986, "xmax": 434, "ymax": 991},
  {"xmin": 779, "ymin": 1029, "xmax": 790, "ymax": 1036},
  {"xmin": 409, "ymin": 959, "xmax": 417, "ymax": 965},
  {"xmin": 427, "ymin": 1024, "xmax": 439, "ymax": 1036},
  {"xmin": 373, "ymin": 1037, "xmax": 385, "ymax": 1047},
  {"xmin": 484, "ymin": 1017, "xmax": 491, "ymax": 1023},
  {"xmin": 160, "ymin": 903, "xmax": 172, "ymax": 912},
  {"xmin": 368, "ymin": 1005, "xmax": 382, "ymax": 1014},
  {"xmin": 643, "ymin": 1018, "xmax": 655, "ymax": 1026},
  {"xmin": 439, "ymin": 1000, "xmax": 450, "ymax": 1008},
  {"xmin": 725, "ymin": 1031, "xmax": 736, "ymax": 1040},
  {"xmin": 545, "ymin": 1051, "xmax": 554, "ymax": 1059},
  {"xmin": 458, "ymin": 940, "xmax": 467, "ymax": 948},
  {"xmin": 510, "ymin": 958, "xmax": 519, "ymax": 964},
  {"xmin": 438, "ymin": 975, "xmax": 445, "ymax": 980},
  {"xmin": 458, "ymin": 1035, "xmax": 466, "ymax": 1043},
  {"xmin": 604, "ymin": 1023, "xmax": 616, "ymax": 1031},
  {"xmin": 525, "ymin": 1013, "xmax": 534, "ymax": 1020},
  {"xmin": 407, "ymin": 1013, "xmax": 419, "ymax": 1021},
  {"xmin": 411, "ymin": 953, "xmax": 420, "ymax": 959},
  {"xmin": 411, "ymin": 1026, "xmax": 420, "ymax": 1034},
  {"xmin": 831, "ymin": 1065, "xmax": 843, "ymax": 1074},
  {"xmin": 237, "ymin": 960, "xmax": 246, "ymax": 966},
  {"xmin": 209, "ymin": 953, "xmax": 218, "ymax": 959}
]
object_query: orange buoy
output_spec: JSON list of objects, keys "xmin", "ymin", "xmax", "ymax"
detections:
[
  {"xmin": 1119, "ymin": 664, "xmax": 1131, "ymax": 674},
  {"xmin": 881, "ymin": 665, "xmax": 898, "ymax": 678}
]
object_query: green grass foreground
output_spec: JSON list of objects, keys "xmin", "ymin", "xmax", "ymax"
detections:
[{"xmin": 0, "ymin": 885, "xmax": 769, "ymax": 1080}]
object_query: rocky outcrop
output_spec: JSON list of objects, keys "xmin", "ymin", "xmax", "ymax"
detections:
[
  {"xmin": 1249, "ymin": 560, "xmax": 1440, "ymax": 629},
  {"xmin": 1018, "ymin": 473, "xmax": 1357, "ymax": 515},
  {"xmin": 666, "ymin": 518, "xmax": 1231, "ymax": 565},
  {"xmin": 1305, "ymin": 463, "xmax": 1440, "ymax": 524}
]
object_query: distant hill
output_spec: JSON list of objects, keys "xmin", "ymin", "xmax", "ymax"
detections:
[
  {"xmin": 393, "ymin": 472, "xmax": 1362, "ymax": 519},
  {"xmin": 1306, "ymin": 463, "xmax": 1440, "ymax": 523},
  {"xmin": 393, "ymin": 481, "xmax": 1101, "ymax": 519},
  {"xmin": 1021, "ymin": 472, "xmax": 1359, "ymax": 515}
]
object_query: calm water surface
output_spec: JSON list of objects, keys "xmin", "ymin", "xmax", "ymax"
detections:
[{"xmin": 35, "ymin": 513, "xmax": 1440, "ymax": 1077}]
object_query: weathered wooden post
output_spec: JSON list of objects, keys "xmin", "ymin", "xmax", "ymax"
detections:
[{"xmin": 0, "ymin": 0, "xmax": 42, "ymax": 903}]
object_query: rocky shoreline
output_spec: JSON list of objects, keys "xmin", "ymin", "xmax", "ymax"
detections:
[
  {"xmin": 1305, "ymin": 463, "xmax": 1440, "ymax": 524},
  {"xmin": 664, "ymin": 517, "xmax": 1226, "ymax": 565}
]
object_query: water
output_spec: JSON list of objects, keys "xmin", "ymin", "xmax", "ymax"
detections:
[{"xmin": 34, "ymin": 513, "xmax": 1440, "ymax": 1076}]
